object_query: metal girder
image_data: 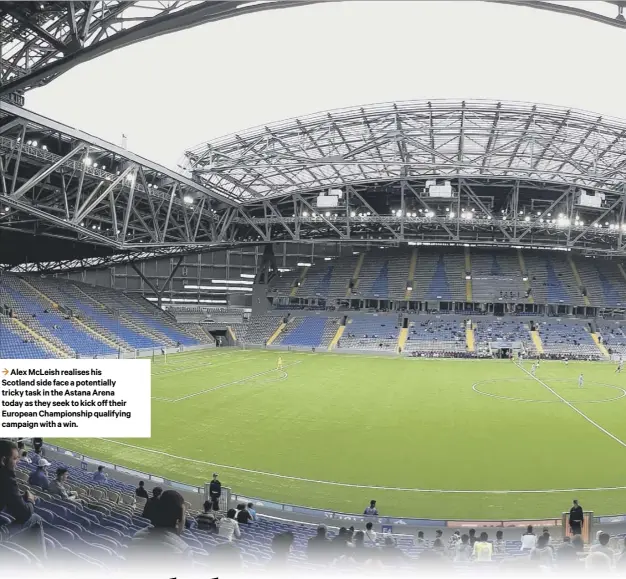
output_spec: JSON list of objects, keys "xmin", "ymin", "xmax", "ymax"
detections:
[
  {"xmin": 0, "ymin": 1, "xmax": 325, "ymax": 97},
  {"xmin": 184, "ymin": 100, "xmax": 626, "ymax": 205}
]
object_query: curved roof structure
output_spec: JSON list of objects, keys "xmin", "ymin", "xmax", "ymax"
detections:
[{"xmin": 184, "ymin": 100, "xmax": 626, "ymax": 204}]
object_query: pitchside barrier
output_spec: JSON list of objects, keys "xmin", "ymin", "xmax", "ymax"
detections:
[{"xmin": 41, "ymin": 444, "xmax": 622, "ymax": 538}]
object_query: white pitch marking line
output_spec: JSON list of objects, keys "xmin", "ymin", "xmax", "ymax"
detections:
[
  {"xmin": 517, "ymin": 363, "xmax": 626, "ymax": 449},
  {"xmin": 170, "ymin": 360, "xmax": 302, "ymax": 402},
  {"xmin": 94, "ymin": 438, "xmax": 626, "ymax": 494}
]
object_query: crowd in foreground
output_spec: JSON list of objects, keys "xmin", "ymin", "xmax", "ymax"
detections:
[{"xmin": 3, "ymin": 439, "xmax": 626, "ymax": 575}]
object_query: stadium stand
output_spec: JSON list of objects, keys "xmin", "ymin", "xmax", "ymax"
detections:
[
  {"xmin": 537, "ymin": 321, "xmax": 601, "ymax": 359},
  {"xmin": 6, "ymin": 447, "xmax": 625, "ymax": 573},
  {"xmin": 404, "ymin": 318, "xmax": 467, "ymax": 354},
  {"xmin": 338, "ymin": 314, "xmax": 400, "ymax": 351},
  {"xmin": 273, "ymin": 316, "xmax": 339, "ymax": 349}
]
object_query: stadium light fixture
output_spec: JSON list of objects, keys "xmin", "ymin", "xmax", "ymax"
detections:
[
  {"xmin": 524, "ymin": 216, "xmax": 531, "ymax": 222},
  {"xmin": 522, "ymin": 276, "xmax": 529, "ymax": 281},
  {"xmin": 297, "ymin": 262, "xmax": 312, "ymax": 267},
  {"xmin": 32, "ymin": 140, "xmax": 38, "ymax": 147},
  {"xmin": 240, "ymin": 273, "xmax": 256, "ymax": 278},
  {"xmin": 183, "ymin": 195, "xmax": 194, "ymax": 204},
  {"xmin": 350, "ymin": 211, "xmax": 356, "ymax": 218},
  {"xmin": 303, "ymin": 211, "xmax": 309, "ymax": 217},
  {"xmin": 211, "ymin": 279, "xmax": 254, "ymax": 285},
  {"xmin": 449, "ymin": 212, "xmax": 455, "ymax": 218},
  {"xmin": 324, "ymin": 257, "xmax": 333, "ymax": 261},
  {"xmin": 465, "ymin": 275, "xmax": 471, "ymax": 280},
  {"xmin": 406, "ymin": 285, "xmax": 413, "ymax": 291},
  {"xmin": 277, "ymin": 268, "xmax": 291, "ymax": 272}
]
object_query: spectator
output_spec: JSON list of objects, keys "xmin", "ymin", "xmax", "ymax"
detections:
[
  {"xmin": 218, "ymin": 508, "xmax": 241, "ymax": 541},
  {"xmin": 331, "ymin": 526, "xmax": 351, "ymax": 558},
  {"xmin": 307, "ymin": 525, "xmax": 331, "ymax": 563},
  {"xmin": 247, "ymin": 502, "xmax": 257, "ymax": 521},
  {"xmin": 31, "ymin": 449, "xmax": 42, "ymax": 466},
  {"xmin": 364, "ymin": 499, "xmax": 378, "ymax": 516},
  {"xmin": 569, "ymin": 499, "xmax": 584, "ymax": 536},
  {"xmin": 32, "ymin": 438, "xmax": 43, "ymax": 455},
  {"xmin": 49, "ymin": 467, "xmax": 79, "ymax": 501},
  {"xmin": 350, "ymin": 530, "xmax": 369, "ymax": 562},
  {"xmin": 235, "ymin": 503, "xmax": 253, "ymax": 525},
  {"xmin": 572, "ymin": 535, "xmax": 585, "ymax": 554},
  {"xmin": 20, "ymin": 450, "xmax": 31, "ymax": 464},
  {"xmin": 0, "ymin": 439, "xmax": 45, "ymax": 556},
  {"xmin": 590, "ymin": 532, "xmax": 614, "ymax": 560},
  {"xmin": 468, "ymin": 528, "xmax": 477, "ymax": 547},
  {"xmin": 521, "ymin": 525, "xmax": 537, "ymax": 551},
  {"xmin": 416, "ymin": 530, "xmax": 427, "ymax": 546},
  {"xmin": 93, "ymin": 465, "xmax": 107, "ymax": 483},
  {"xmin": 128, "ymin": 490, "xmax": 191, "ymax": 570},
  {"xmin": 197, "ymin": 500, "xmax": 218, "ymax": 532},
  {"xmin": 380, "ymin": 536, "xmax": 407, "ymax": 564},
  {"xmin": 27, "ymin": 458, "xmax": 51, "ymax": 490},
  {"xmin": 142, "ymin": 486, "xmax": 163, "ymax": 523},
  {"xmin": 364, "ymin": 521, "xmax": 377, "ymax": 544},
  {"xmin": 556, "ymin": 538, "xmax": 578, "ymax": 566},
  {"xmin": 529, "ymin": 533, "xmax": 553, "ymax": 566},
  {"xmin": 473, "ymin": 532, "xmax": 493, "ymax": 562},
  {"xmin": 432, "ymin": 538, "xmax": 445, "ymax": 553},
  {"xmin": 136, "ymin": 480, "xmax": 149, "ymax": 499},
  {"xmin": 209, "ymin": 473, "xmax": 221, "ymax": 511},
  {"xmin": 493, "ymin": 530, "xmax": 505, "ymax": 555},
  {"xmin": 455, "ymin": 534, "xmax": 472, "ymax": 562},
  {"xmin": 448, "ymin": 530, "xmax": 461, "ymax": 552},
  {"xmin": 585, "ymin": 551, "xmax": 612, "ymax": 572},
  {"xmin": 267, "ymin": 531, "xmax": 294, "ymax": 569}
]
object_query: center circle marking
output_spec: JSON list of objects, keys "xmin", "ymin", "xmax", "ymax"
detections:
[{"xmin": 472, "ymin": 378, "xmax": 626, "ymax": 404}]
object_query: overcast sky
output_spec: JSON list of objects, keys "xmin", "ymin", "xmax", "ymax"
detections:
[{"xmin": 25, "ymin": 1, "xmax": 626, "ymax": 171}]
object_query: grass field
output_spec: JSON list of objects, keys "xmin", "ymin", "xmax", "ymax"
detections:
[{"xmin": 51, "ymin": 348, "xmax": 626, "ymax": 520}]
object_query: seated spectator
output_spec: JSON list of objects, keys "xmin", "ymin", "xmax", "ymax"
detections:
[
  {"xmin": 416, "ymin": 530, "xmax": 427, "ymax": 546},
  {"xmin": 49, "ymin": 467, "xmax": 79, "ymax": 501},
  {"xmin": 529, "ymin": 533, "xmax": 553, "ymax": 566},
  {"xmin": 556, "ymin": 538, "xmax": 578, "ymax": 566},
  {"xmin": 572, "ymin": 535, "xmax": 585, "ymax": 554},
  {"xmin": 468, "ymin": 528, "xmax": 477, "ymax": 547},
  {"xmin": 20, "ymin": 450, "xmax": 31, "ymax": 464},
  {"xmin": 247, "ymin": 502, "xmax": 257, "ymax": 521},
  {"xmin": 473, "ymin": 532, "xmax": 493, "ymax": 561},
  {"xmin": 142, "ymin": 486, "xmax": 163, "ymax": 523},
  {"xmin": 493, "ymin": 530, "xmax": 505, "ymax": 555},
  {"xmin": 27, "ymin": 458, "xmax": 50, "ymax": 490},
  {"xmin": 267, "ymin": 531, "xmax": 294, "ymax": 569},
  {"xmin": 350, "ymin": 530, "xmax": 369, "ymax": 562},
  {"xmin": 136, "ymin": 480, "xmax": 149, "ymax": 499},
  {"xmin": 380, "ymin": 536, "xmax": 407, "ymax": 564},
  {"xmin": 0, "ymin": 440, "xmax": 45, "ymax": 557},
  {"xmin": 364, "ymin": 521, "xmax": 377, "ymax": 544},
  {"xmin": 455, "ymin": 534, "xmax": 472, "ymax": 562},
  {"xmin": 218, "ymin": 508, "xmax": 241, "ymax": 541},
  {"xmin": 196, "ymin": 500, "xmax": 218, "ymax": 533},
  {"xmin": 520, "ymin": 525, "xmax": 537, "ymax": 551},
  {"xmin": 590, "ymin": 531, "xmax": 614, "ymax": 560},
  {"xmin": 31, "ymin": 449, "xmax": 42, "ymax": 466},
  {"xmin": 235, "ymin": 503, "xmax": 253, "ymax": 525},
  {"xmin": 93, "ymin": 465, "xmax": 107, "ymax": 483},
  {"xmin": 585, "ymin": 551, "xmax": 612, "ymax": 572},
  {"xmin": 307, "ymin": 525, "xmax": 331, "ymax": 563},
  {"xmin": 128, "ymin": 490, "xmax": 191, "ymax": 570}
]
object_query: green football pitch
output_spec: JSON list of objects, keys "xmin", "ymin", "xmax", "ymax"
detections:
[{"xmin": 52, "ymin": 348, "xmax": 626, "ymax": 520}]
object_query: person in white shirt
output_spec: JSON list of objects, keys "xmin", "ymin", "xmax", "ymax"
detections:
[
  {"xmin": 364, "ymin": 521, "xmax": 377, "ymax": 544},
  {"xmin": 531, "ymin": 363, "xmax": 537, "ymax": 376},
  {"xmin": 521, "ymin": 526, "xmax": 537, "ymax": 551},
  {"xmin": 578, "ymin": 373, "xmax": 584, "ymax": 389},
  {"xmin": 218, "ymin": 509, "xmax": 241, "ymax": 541}
]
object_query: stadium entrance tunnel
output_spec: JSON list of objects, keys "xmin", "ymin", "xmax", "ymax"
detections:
[{"xmin": 472, "ymin": 378, "xmax": 626, "ymax": 404}]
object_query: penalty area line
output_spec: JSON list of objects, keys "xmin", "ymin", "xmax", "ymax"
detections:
[
  {"xmin": 516, "ymin": 363, "xmax": 626, "ymax": 449},
  {"xmin": 94, "ymin": 438, "xmax": 626, "ymax": 494}
]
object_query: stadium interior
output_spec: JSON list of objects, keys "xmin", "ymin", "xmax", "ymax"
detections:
[{"xmin": 3, "ymin": 0, "xmax": 626, "ymax": 575}]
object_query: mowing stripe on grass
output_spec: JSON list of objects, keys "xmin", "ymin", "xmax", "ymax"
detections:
[
  {"xmin": 517, "ymin": 363, "xmax": 626, "ymax": 449},
  {"xmin": 94, "ymin": 437, "xmax": 626, "ymax": 494},
  {"xmin": 169, "ymin": 360, "xmax": 302, "ymax": 402}
]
